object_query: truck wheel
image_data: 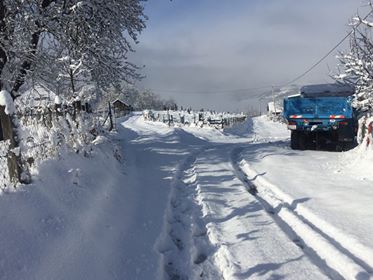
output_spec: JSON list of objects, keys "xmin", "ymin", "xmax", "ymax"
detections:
[
  {"xmin": 290, "ymin": 131, "xmax": 299, "ymax": 150},
  {"xmin": 340, "ymin": 141, "xmax": 356, "ymax": 151},
  {"xmin": 298, "ymin": 133, "xmax": 306, "ymax": 150}
]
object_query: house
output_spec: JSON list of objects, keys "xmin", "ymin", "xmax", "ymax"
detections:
[
  {"xmin": 267, "ymin": 101, "xmax": 283, "ymax": 122},
  {"xmin": 112, "ymin": 99, "xmax": 133, "ymax": 117},
  {"xmin": 267, "ymin": 101, "xmax": 283, "ymax": 116}
]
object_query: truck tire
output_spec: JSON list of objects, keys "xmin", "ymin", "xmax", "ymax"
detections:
[
  {"xmin": 335, "ymin": 143, "xmax": 343, "ymax": 152},
  {"xmin": 298, "ymin": 132, "xmax": 306, "ymax": 150},
  {"xmin": 290, "ymin": 131, "xmax": 299, "ymax": 150},
  {"xmin": 338, "ymin": 141, "xmax": 356, "ymax": 152}
]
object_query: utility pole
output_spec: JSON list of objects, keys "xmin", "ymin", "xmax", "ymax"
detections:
[
  {"xmin": 259, "ymin": 96, "xmax": 264, "ymax": 116},
  {"xmin": 272, "ymin": 86, "xmax": 276, "ymax": 115}
]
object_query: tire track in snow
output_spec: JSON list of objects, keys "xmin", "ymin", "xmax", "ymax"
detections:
[
  {"xmin": 232, "ymin": 146, "xmax": 373, "ymax": 280},
  {"xmin": 156, "ymin": 148, "xmax": 223, "ymax": 280},
  {"xmin": 170, "ymin": 145, "xmax": 329, "ymax": 280}
]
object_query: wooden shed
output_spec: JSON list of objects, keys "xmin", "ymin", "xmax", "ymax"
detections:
[{"xmin": 112, "ymin": 99, "xmax": 133, "ymax": 117}]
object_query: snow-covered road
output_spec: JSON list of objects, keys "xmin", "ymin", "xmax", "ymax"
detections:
[
  {"xmin": 159, "ymin": 144, "xmax": 328, "ymax": 279},
  {"xmin": 120, "ymin": 115, "xmax": 342, "ymax": 279},
  {"xmin": 1, "ymin": 114, "xmax": 372, "ymax": 279}
]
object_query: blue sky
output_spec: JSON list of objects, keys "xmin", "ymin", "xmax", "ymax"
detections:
[{"xmin": 130, "ymin": 0, "xmax": 367, "ymax": 112}]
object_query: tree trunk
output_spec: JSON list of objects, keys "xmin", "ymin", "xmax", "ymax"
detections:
[
  {"xmin": 0, "ymin": 106, "xmax": 19, "ymax": 184},
  {"xmin": 0, "ymin": 0, "xmax": 8, "ymax": 90},
  {"xmin": 69, "ymin": 69, "xmax": 76, "ymax": 94},
  {"xmin": 11, "ymin": 31, "xmax": 41, "ymax": 98},
  {"xmin": 11, "ymin": 0, "xmax": 57, "ymax": 98}
]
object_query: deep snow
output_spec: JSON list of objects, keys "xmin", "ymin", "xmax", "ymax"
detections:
[{"xmin": 0, "ymin": 113, "xmax": 373, "ymax": 279}]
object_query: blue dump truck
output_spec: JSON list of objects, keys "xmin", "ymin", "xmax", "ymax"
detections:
[{"xmin": 283, "ymin": 84, "xmax": 357, "ymax": 150}]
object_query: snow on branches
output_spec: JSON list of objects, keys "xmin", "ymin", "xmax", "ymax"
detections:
[
  {"xmin": 335, "ymin": 6, "xmax": 373, "ymax": 111},
  {"xmin": 39, "ymin": 0, "xmax": 147, "ymax": 98},
  {"xmin": 0, "ymin": 0, "xmax": 147, "ymax": 181},
  {"xmin": 0, "ymin": 0, "xmax": 147, "ymax": 102}
]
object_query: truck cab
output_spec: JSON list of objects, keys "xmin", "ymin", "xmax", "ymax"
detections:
[{"xmin": 283, "ymin": 84, "xmax": 357, "ymax": 150}]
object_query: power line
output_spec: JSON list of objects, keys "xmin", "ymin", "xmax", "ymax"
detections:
[
  {"xmin": 147, "ymin": 9, "xmax": 373, "ymax": 97},
  {"xmin": 281, "ymin": 9, "xmax": 373, "ymax": 87},
  {"xmin": 149, "ymin": 85, "xmax": 273, "ymax": 95}
]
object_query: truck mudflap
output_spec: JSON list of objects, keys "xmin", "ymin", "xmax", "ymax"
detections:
[{"xmin": 291, "ymin": 129, "xmax": 356, "ymax": 151}]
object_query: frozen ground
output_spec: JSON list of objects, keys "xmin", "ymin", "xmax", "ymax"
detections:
[{"xmin": 0, "ymin": 113, "xmax": 372, "ymax": 279}]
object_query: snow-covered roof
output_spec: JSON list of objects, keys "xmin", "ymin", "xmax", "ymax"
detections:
[
  {"xmin": 287, "ymin": 93, "xmax": 301, "ymax": 98},
  {"xmin": 15, "ymin": 86, "xmax": 59, "ymax": 108},
  {"xmin": 112, "ymin": 99, "xmax": 130, "ymax": 107},
  {"xmin": 300, "ymin": 83, "xmax": 354, "ymax": 97}
]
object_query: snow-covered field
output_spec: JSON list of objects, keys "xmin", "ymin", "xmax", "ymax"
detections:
[{"xmin": 1, "ymin": 113, "xmax": 373, "ymax": 279}]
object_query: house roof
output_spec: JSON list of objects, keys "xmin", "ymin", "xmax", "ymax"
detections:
[
  {"xmin": 112, "ymin": 99, "xmax": 130, "ymax": 107},
  {"xmin": 15, "ymin": 85, "xmax": 59, "ymax": 108}
]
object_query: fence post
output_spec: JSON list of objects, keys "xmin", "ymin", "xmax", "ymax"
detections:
[
  {"xmin": 72, "ymin": 100, "xmax": 82, "ymax": 121},
  {"xmin": 55, "ymin": 103, "xmax": 63, "ymax": 117},
  {"xmin": 0, "ymin": 106, "xmax": 20, "ymax": 185}
]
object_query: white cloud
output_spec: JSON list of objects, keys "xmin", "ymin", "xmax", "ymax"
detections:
[{"xmin": 130, "ymin": 0, "xmax": 367, "ymax": 112}]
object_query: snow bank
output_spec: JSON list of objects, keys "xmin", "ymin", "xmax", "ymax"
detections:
[
  {"xmin": 144, "ymin": 110, "xmax": 247, "ymax": 129},
  {"xmin": 239, "ymin": 160, "xmax": 373, "ymax": 279},
  {"xmin": 252, "ymin": 115, "xmax": 288, "ymax": 142},
  {"xmin": 347, "ymin": 114, "xmax": 373, "ymax": 176},
  {"xmin": 339, "ymin": 142, "xmax": 373, "ymax": 181},
  {"xmin": 0, "ymin": 137, "xmax": 128, "ymax": 279},
  {"xmin": 223, "ymin": 117, "xmax": 253, "ymax": 137}
]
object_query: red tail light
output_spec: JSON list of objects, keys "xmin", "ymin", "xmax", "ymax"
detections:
[
  {"xmin": 339, "ymin": 121, "xmax": 348, "ymax": 125},
  {"xmin": 290, "ymin": 115, "xmax": 303, "ymax": 119},
  {"xmin": 287, "ymin": 121, "xmax": 297, "ymax": 130}
]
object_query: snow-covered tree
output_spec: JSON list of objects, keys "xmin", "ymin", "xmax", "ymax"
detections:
[
  {"xmin": 0, "ymin": 0, "xmax": 147, "ymax": 183},
  {"xmin": 0, "ymin": 0, "xmax": 147, "ymax": 101},
  {"xmin": 334, "ymin": 5, "xmax": 373, "ymax": 148},
  {"xmin": 104, "ymin": 82, "xmax": 179, "ymax": 111},
  {"xmin": 335, "ymin": 5, "xmax": 373, "ymax": 111}
]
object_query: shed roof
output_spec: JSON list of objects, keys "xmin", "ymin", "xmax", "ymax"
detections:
[{"xmin": 112, "ymin": 99, "xmax": 130, "ymax": 107}]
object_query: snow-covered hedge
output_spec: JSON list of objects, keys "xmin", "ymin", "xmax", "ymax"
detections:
[
  {"xmin": 357, "ymin": 114, "xmax": 373, "ymax": 149},
  {"xmin": 17, "ymin": 110, "xmax": 103, "ymax": 175}
]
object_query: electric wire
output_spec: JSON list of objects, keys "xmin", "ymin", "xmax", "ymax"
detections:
[
  {"xmin": 280, "ymin": 9, "xmax": 373, "ymax": 88},
  {"xmin": 148, "ymin": 9, "xmax": 373, "ymax": 97}
]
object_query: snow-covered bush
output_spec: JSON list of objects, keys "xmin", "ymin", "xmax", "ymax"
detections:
[
  {"xmin": 357, "ymin": 114, "xmax": 373, "ymax": 149},
  {"xmin": 17, "ymin": 109, "xmax": 99, "ymax": 173},
  {"xmin": 107, "ymin": 83, "xmax": 178, "ymax": 111},
  {"xmin": 9, "ymin": 83, "xmax": 117, "ymax": 180}
]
